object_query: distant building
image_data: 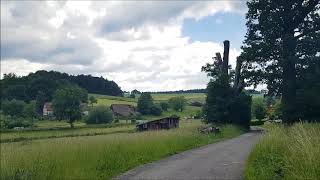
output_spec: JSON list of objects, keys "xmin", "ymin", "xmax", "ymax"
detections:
[
  {"xmin": 110, "ymin": 104, "xmax": 136, "ymax": 117},
  {"xmin": 136, "ymin": 116, "xmax": 180, "ymax": 131},
  {"xmin": 43, "ymin": 102, "xmax": 53, "ymax": 116},
  {"xmin": 43, "ymin": 102, "xmax": 88, "ymax": 117}
]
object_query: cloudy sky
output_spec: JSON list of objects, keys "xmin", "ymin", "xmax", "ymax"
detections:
[{"xmin": 1, "ymin": 1, "xmax": 248, "ymax": 91}]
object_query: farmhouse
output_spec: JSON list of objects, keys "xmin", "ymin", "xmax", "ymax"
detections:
[
  {"xmin": 43, "ymin": 102, "xmax": 53, "ymax": 116},
  {"xmin": 110, "ymin": 104, "xmax": 136, "ymax": 117},
  {"xmin": 42, "ymin": 102, "xmax": 88, "ymax": 116},
  {"xmin": 136, "ymin": 116, "xmax": 180, "ymax": 131}
]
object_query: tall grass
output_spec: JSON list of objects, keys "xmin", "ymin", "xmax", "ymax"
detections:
[
  {"xmin": 1, "ymin": 121, "xmax": 243, "ymax": 180},
  {"xmin": 245, "ymin": 123, "xmax": 320, "ymax": 180}
]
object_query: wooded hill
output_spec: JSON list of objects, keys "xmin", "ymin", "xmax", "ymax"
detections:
[{"xmin": 1, "ymin": 70, "xmax": 123, "ymax": 102}]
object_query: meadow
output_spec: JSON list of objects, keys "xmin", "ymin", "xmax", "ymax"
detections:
[
  {"xmin": 1, "ymin": 121, "xmax": 244, "ymax": 180},
  {"xmin": 245, "ymin": 123, "xmax": 320, "ymax": 180},
  {"xmin": 1, "ymin": 123, "xmax": 134, "ymax": 143},
  {"xmin": 90, "ymin": 93, "xmax": 206, "ymax": 107}
]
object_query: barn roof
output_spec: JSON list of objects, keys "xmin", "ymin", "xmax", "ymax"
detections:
[{"xmin": 110, "ymin": 104, "xmax": 135, "ymax": 117}]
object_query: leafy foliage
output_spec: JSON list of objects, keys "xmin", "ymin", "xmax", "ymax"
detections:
[
  {"xmin": 1, "ymin": 70, "xmax": 123, "ymax": 102},
  {"xmin": 52, "ymin": 86, "xmax": 88, "ymax": 127},
  {"xmin": 239, "ymin": 0, "xmax": 320, "ymax": 123},
  {"xmin": 169, "ymin": 96, "xmax": 187, "ymax": 112},
  {"xmin": 160, "ymin": 102, "xmax": 169, "ymax": 111},
  {"xmin": 137, "ymin": 92, "xmax": 154, "ymax": 115},
  {"xmin": 1, "ymin": 99, "xmax": 26, "ymax": 117},
  {"xmin": 252, "ymin": 97, "xmax": 267, "ymax": 120},
  {"xmin": 89, "ymin": 96, "xmax": 98, "ymax": 106},
  {"xmin": 86, "ymin": 106, "xmax": 113, "ymax": 124},
  {"xmin": 150, "ymin": 104, "xmax": 163, "ymax": 116}
]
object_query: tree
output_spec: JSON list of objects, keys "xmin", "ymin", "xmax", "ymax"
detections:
[
  {"xmin": 137, "ymin": 92, "xmax": 154, "ymax": 115},
  {"xmin": 239, "ymin": 0, "xmax": 320, "ymax": 124},
  {"xmin": 169, "ymin": 96, "xmax": 187, "ymax": 112},
  {"xmin": 52, "ymin": 86, "xmax": 88, "ymax": 128},
  {"xmin": 35, "ymin": 91, "xmax": 46, "ymax": 115},
  {"xmin": 89, "ymin": 96, "xmax": 97, "ymax": 107},
  {"xmin": 1, "ymin": 99, "xmax": 26, "ymax": 117},
  {"xmin": 202, "ymin": 40, "xmax": 252, "ymax": 128},
  {"xmin": 129, "ymin": 93, "xmax": 136, "ymax": 98},
  {"xmin": 150, "ymin": 104, "xmax": 163, "ymax": 116},
  {"xmin": 131, "ymin": 89, "xmax": 141, "ymax": 94},
  {"xmin": 252, "ymin": 98, "xmax": 267, "ymax": 121},
  {"xmin": 86, "ymin": 106, "xmax": 113, "ymax": 124},
  {"xmin": 23, "ymin": 101, "xmax": 38, "ymax": 119},
  {"xmin": 160, "ymin": 102, "xmax": 169, "ymax": 111}
]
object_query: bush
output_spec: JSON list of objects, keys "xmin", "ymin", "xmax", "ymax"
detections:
[
  {"xmin": 150, "ymin": 105, "xmax": 163, "ymax": 116},
  {"xmin": 160, "ymin": 102, "xmax": 169, "ymax": 111},
  {"xmin": 4, "ymin": 117, "xmax": 34, "ymax": 129},
  {"xmin": 169, "ymin": 96, "xmax": 187, "ymax": 111},
  {"xmin": 129, "ymin": 94, "xmax": 136, "ymax": 98},
  {"xmin": 86, "ymin": 106, "xmax": 113, "ymax": 124}
]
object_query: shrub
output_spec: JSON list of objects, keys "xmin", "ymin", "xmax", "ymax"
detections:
[
  {"xmin": 150, "ymin": 105, "xmax": 163, "ymax": 116},
  {"xmin": 169, "ymin": 96, "xmax": 187, "ymax": 112},
  {"xmin": 86, "ymin": 106, "xmax": 113, "ymax": 124},
  {"xmin": 5, "ymin": 117, "xmax": 34, "ymax": 129},
  {"xmin": 129, "ymin": 93, "xmax": 136, "ymax": 98},
  {"xmin": 160, "ymin": 102, "xmax": 169, "ymax": 111}
]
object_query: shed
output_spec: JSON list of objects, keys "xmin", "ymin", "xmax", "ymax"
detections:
[
  {"xmin": 136, "ymin": 116, "xmax": 180, "ymax": 131},
  {"xmin": 110, "ymin": 104, "xmax": 136, "ymax": 117}
]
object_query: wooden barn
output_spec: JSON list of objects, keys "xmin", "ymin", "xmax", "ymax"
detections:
[{"xmin": 136, "ymin": 116, "xmax": 180, "ymax": 131}]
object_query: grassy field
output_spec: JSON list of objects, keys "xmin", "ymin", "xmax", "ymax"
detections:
[
  {"xmin": 1, "ymin": 121, "xmax": 244, "ymax": 180},
  {"xmin": 1, "ymin": 123, "xmax": 134, "ymax": 143},
  {"xmin": 90, "ymin": 93, "xmax": 206, "ymax": 107},
  {"xmin": 245, "ymin": 123, "xmax": 320, "ymax": 180}
]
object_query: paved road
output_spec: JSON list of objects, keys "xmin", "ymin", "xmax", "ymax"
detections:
[{"xmin": 115, "ymin": 131, "xmax": 262, "ymax": 180}]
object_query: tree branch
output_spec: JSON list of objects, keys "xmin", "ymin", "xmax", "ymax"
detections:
[{"xmin": 293, "ymin": 0, "xmax": 319, "ymax": 27}]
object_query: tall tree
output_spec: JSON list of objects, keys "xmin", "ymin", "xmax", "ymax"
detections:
[
  {"xmin": 239, "ymin": 0, "xmax": 320, "ymax": 124},
  {"xmin": 52, "ymin": 86, "xmax": 87, "ymax": 128},
  {"xmin": 202, "ymin": 41, "xmax": 251, "ymax": 128}
]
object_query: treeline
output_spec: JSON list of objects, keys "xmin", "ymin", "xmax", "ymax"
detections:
[
  {"xmin": 1, "ymin": 70, "xmax": 123, "ymax": 102},
  {"xmin": 147, "ymin": 89, "xmax": 207, "ymax": 94}
]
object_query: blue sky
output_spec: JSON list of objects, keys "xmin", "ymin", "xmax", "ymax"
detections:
[
  {"xmin": 182, "ymin": 12, "xmax": 246, "ymax": 50},
  {"xmin": 1, "ymin": 1, "xmax": 247, "ymax": 91}
]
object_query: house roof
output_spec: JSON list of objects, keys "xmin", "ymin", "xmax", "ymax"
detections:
[
  {"xmin": 110, "ymin": 104, "xmax": 135, "ymax": 117},
  {"xmin": 43, "ymin": 102, "xmax": 53, "ymax": 111}
]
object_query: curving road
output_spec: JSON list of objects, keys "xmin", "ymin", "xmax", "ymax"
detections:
[{"xmin": 115, "ymin": 130, "xmax": 262, "ymax": 180}]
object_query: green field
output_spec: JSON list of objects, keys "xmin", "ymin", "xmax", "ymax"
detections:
[
  {"xmin": 90, "ymin": 93, "xmax": 206, "ymax": 107},
  {"xmin": 1, "ymin": 123, "xmax": 134, "ymax": 143},
  {"xmin": 245, "ymin": 123, "xmax": 320, "ymax": 180},
  {"xmin": 1, "ymin": 121, "xmax": 244, "ymax": 180}
]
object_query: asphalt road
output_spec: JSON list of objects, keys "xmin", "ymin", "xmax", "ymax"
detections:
[{"xmin": 115, "ymin": 131, "xmax": 262, "ymax": 180}]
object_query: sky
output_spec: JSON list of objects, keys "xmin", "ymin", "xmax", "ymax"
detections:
[{"xmin": 1, "ymin": 1, "xmax": 248, "ymax": 92}]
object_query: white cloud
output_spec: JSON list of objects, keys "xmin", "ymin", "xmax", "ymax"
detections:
[{"xmin": 1, "ymin": 1, "xmax": 245, "ymax": 91}]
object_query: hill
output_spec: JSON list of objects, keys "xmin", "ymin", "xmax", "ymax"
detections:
[{"xmin": 1, "ymin": 70, "xmax": 123, "ymax": 102}]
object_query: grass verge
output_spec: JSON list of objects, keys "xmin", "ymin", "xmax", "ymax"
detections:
[
  {"xmin": 245, "ymin": 123, "xmax": 320, "ymax": 180},
  {"xmin": 1, "ymin": 121, "xmax": 244, "ymax": 180}
]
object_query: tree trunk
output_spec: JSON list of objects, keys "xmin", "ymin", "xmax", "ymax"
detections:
[
  {"xmin": 70, "ymin": 120, "xmax": 74, "ymax": 128},
  {"xmin": 281, "ymin": 32, "xmax": 297, "ymax": 124},
  {"xmin": 222, "ymin": 40, "xmax": 230, "ymax": 76}
]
